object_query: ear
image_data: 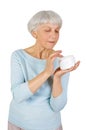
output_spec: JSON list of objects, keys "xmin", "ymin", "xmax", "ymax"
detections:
[{"xmin": 31, "ymin": 31, "xmax": 37, "ymax": 39}]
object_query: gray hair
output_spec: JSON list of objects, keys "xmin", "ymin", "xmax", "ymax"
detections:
[{"xmin": 27, "ymin": 10, "xmax": 62, "ymax": 33}]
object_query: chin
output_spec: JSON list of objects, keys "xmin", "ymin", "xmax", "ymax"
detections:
[{"xmin": 47, "ymin": 45, "xmax": 55, "ymax": 50}]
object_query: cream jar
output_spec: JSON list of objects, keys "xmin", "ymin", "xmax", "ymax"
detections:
[{"xmin": 59, "ymin": 55, "xmax": 76, "ymax": 70}]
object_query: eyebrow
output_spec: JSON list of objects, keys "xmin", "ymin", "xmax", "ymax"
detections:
[{"xmin": 42, "ymin": 26, "xmax": 59, "ymax": 29}]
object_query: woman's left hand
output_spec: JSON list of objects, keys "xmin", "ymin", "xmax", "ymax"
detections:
[{"xmin": 54, "ymin": 61, "xmax": 80, "ymax": 78}]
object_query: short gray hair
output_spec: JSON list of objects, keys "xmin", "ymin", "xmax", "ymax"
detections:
[{"xmin": 27, "ymin": 10, "xmax": 62, "ymax": 33}]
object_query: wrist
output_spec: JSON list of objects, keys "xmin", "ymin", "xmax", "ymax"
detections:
[
  {"xmin": 43, "ymin": 70, "xmax": 51, "ymax": 78},
  {"xmin": 53, "ymin": 76, "xmax": 61, "ymax": 82},
  {"xmin": 44, "ymin": 70, "xmax": 51, "ymax": 77}
]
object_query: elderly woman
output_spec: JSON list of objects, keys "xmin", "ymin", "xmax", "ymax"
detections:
[{"xmin": 8, "ymin": 10, "xmax": 80, "ymax": 130}]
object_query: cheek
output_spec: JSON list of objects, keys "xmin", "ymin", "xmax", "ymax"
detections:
[
  {"xmin": 40, "ymin": 34, "xmax": 49, "ymax": 41},
  {"xmin": 56, "ymin": 34, "xmax": 59, "ymax": 40},
  {"xmin": 57, "ymin": 35, "xmax": 59, "ymax": 40},
  {"xmin": 43, "ymin": 35, "xmax": 49, "ymax": 40}
]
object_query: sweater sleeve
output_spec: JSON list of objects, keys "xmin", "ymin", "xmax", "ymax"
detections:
[
  {"xmin": 11, "ymin": 51, "xmax": 33, "ymax": 103},
  {"xmin": 50, "ymin": 72, "xmax": 70, "ymax": 112}
]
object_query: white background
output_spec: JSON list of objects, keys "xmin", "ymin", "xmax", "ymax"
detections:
[{"xmin": 0, "ymin": 0, "xmax": 87, "ymax": 130}]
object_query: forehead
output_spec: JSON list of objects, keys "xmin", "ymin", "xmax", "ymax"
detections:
[{"xmin": 38, "ymin": 23, "xmax": 59, "ymax": 29}]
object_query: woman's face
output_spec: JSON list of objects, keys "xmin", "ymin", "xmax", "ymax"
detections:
[{"xmin": 32, "ymin": 23, "xmax": 60, "ymax": 49}]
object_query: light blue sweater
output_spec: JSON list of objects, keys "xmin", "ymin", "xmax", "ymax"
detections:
[{"xmin": 8, "ymin": 49, "xmax": 70, "ymax": 130}]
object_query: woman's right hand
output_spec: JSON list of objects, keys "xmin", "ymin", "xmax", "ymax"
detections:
[{"xmin": 45, "ymin": 50, "xmax": 63, "ymax": 76}]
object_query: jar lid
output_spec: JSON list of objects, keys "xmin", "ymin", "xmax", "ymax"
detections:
[{"xmin": 59, "ymin": 55, "xmax": 75, "ymax": 70}]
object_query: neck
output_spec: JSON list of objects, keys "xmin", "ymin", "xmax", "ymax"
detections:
[
  {"xmin": 33, "ymin": 44, "xmax": 50, "ymax": 59},
  {"xmin": 27, "ymin": 43, "xmax": 54, "ymax": 59}
]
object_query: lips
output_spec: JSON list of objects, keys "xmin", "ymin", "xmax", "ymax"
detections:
[{"xmin": 48, "ymin": 41, "xmax": 55, "ymax": 43}]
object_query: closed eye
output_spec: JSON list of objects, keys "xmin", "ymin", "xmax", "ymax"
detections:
[
  {"xmin": 44, "ymin": 29, "xmax": 51, "ymax": 32},
  {"xmin": 55, "ymin": 30, "xmax": 59, "ymax": 33}
]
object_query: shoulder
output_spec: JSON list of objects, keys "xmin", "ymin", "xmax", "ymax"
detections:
[
  {"xmin": 11, "ymin": 49, "xmax": 21, "ymax": 55},
  {"xmin": 11, "ymin": 49, "xmax": 23, "ymax": 61}
]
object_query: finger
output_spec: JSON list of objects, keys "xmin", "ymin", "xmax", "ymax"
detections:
[
  {"xmin": 62, "ymin": 67, "xmax": 74, "ymax": 73},
  {"xmin": 53, "ymin": 50, "xmax": 63, "ymax": 58},
  {"xmin": 75, "ymin": 61, "xmax": 80, "ymax": 66},
  {"xmin": 55, "ymin": 50, "xmax": 62, "ymax": 53},
  {"xmin": 67, "ymin": 61, "xmax": 80, "ymax": 71},
  {"xmin": 73, "ymin": 61, "xmax": 80, "ymax": 70},
  {"xmin": 59, "ymin": 61, "xmax": 80, "ymax": 74},
  {"xmin": 58, "ymin": 54, "xmax": 63, "ymax": 58},
  {"xmin": 50, "ymin": 50, "xmax": 62, "ymax": 59}
]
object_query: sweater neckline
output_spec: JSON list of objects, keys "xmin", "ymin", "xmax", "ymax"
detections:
[{"xmin": 20, "ymin": 49, "xmax": 47, "ymax": 62}]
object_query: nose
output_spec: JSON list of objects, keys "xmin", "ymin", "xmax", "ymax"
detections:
[{"xmin": 50, "ymin": 31, "xmax": 56, "ymax": 39}]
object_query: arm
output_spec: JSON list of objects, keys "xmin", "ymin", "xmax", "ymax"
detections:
[
  {"xmin": 50, "ymin": 60, "xmax": 80, "ymax": 112},
  {"xmin": 11, "ymin": 50, "xmax": 80, "ymax": 104},
  {"xmin": 28, "ymin": 71, "xmax": 50, "ymax": 93},
  {"xmin": 28, "ymin": 51, "xmax": 61, "ymax": 93},
  {"xmin": 50, "ymin": 73, "xmax": 70, "ymax": 112},
  {"xmin": 11, "ymin": 52, "xmax": 59, "ymax": 103},
  {"xmin": 11, "ymin": 51, "xmax": 51, "ymax": 103},
  {"xmin": 11, "ymin": 51, "xmax": 61, "ymax": 103},
  {"xmin": 11, "ymin": 52, "xmax": 33, "ymax": 103}
]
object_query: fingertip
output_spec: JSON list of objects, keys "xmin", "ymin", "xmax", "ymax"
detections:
[{"xmin": 56, "ymin": 50, "xmax": 62, "ymax": 53}]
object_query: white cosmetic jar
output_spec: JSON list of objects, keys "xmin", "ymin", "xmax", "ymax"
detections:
[{"xmin": 59, "ymin": 55, "xmax": 76, "ymax": 70}]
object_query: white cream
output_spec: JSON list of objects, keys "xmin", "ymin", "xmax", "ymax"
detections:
[{"xmin": 59, "ymin": 55, "xmax": 76, "ymax": 70}]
